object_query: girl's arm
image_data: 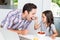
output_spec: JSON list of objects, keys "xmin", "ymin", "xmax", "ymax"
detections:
[
  {"xmin": 33, "ymin": 17, "xmax": 40, "ymax": 30},
  {"xmin": 50, "ymin": 24, "xmax": 58, "ymax": 39},
  {"xmin": 51, "ymin": 30, "xmax": 58, "ymax": 39},
  {"xmin": 34, "ymin": 23, "xmax": 40, "ymax": 30}
]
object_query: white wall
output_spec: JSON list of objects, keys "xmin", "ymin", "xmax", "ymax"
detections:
[{"xmin": 42, "ymin": 0, "xmax": 51, "ymax": 11}]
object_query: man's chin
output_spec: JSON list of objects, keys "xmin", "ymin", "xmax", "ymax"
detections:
[
  {"xmin": 31, "ymin": 18, "xmax": 34, "ymax": 20},
  {"xmin": 28, "ymin": 19, "xmax": 32, "ymax": 21}
]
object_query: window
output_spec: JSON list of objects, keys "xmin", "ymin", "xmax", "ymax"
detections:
[
  {"xmin": 51, "ymin": 0, "xmax": 60, "ymax": 17},
  {"xmin": 13, "ymin": 0, "xmax": 18, "ymax": 6},
  {"xmin": 0, "ymin": 0, "xmax": 7, "ymax": 5},
  {"xmin": 52, "ymin": 0, "xmax": 60, "ymax": 7},
  {"xmin": 0, "ymin": 0, "xmax": 18, "ymax": 9},
  {"xmin": 51, "ymin": 0, "xmax": 60, "ymax": 37}
]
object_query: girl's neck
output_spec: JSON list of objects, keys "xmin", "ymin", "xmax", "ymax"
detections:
[{"xmin": 44, "ymin": 22, "xmax": 48, "ymax": 27}]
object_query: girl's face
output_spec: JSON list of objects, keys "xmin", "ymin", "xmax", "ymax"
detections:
[{"xmin": 42, "ymin": 13, "xmax": 47, "ymax": 23}]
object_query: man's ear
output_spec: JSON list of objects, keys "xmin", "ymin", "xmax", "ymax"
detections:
[{"xmin": 24, "ymin": 10, "xmax": 28, "ymax": 15}]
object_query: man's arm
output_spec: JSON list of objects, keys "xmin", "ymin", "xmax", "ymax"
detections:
[{"xmin": 9, "ymin": 29, "xmax": 28, "ymax": 35}]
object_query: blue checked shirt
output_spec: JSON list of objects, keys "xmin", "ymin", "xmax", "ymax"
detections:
[{"xmin": 1, "ymin": 9, "xmax": 32, "ymax": 30}]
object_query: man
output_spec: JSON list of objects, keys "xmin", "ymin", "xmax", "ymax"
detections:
[{"xmin": 1, "ymin": 3, "xmax": 38, "ymax": 35}]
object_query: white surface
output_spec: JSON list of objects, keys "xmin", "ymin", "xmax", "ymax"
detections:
[
  {"xmin": 19, "ymin": 34, "xmax": 34, "ymax": 40},
  {"xmin": 0, "ymin": 32, "xmax": 5, "ymax": 40},
  {"xmin": 0, "ymin": 28, "xmax": 20, "ymax": 40},
  {"xmin": 19, "ymin": 34, "xmax": 60, "ymax": 40}
]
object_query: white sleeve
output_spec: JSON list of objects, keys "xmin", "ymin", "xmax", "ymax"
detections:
[{"xmin": 51, "ymin": 24, "xmax": 56, "ymax": 31}]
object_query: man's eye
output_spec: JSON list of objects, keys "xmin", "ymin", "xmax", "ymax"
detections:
[{"xmin": 33, "ymin": 13, "xmax": 35, "ymax": 15}]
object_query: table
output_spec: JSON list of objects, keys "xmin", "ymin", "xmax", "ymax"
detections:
[{"xmin": 19, "ymin": 34, "xmax": 60, "ymax": 40}]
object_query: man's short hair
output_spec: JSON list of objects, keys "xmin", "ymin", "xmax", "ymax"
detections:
[{"xmin": 22, "ymin": 3, "xmax": 37, "ymax": 13}]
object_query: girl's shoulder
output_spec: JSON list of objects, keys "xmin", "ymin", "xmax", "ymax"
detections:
[
  {"xmin": 51, "ymin": 24, "xmax": 55, "ymax": 27},
  {"xmin": 51, "ymin": 24, "xmax": 56, "ymax": 30}
]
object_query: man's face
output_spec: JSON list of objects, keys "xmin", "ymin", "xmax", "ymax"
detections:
[{"xmin": 26, "ymin": 9, "xmax": 37, "ymax": 21}]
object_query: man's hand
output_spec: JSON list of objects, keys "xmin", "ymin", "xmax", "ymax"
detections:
[{"xmin": 21, "ymin": 30, "xmax": 28, "ymax": 35}]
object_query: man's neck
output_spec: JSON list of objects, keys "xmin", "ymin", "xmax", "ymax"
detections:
[{"xmin": 21, "ymin": 13, "xmax": 26, "ymax": 20}]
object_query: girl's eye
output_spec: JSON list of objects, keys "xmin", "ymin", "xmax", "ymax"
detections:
[{"xmin": 42, "ymin": 16, "xmax": 44, "ymax": 18}]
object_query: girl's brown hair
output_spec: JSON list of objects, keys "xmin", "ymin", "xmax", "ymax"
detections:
[{"xmin": 42, "ymin": 10, "xmax": 54, "ymax": 32}]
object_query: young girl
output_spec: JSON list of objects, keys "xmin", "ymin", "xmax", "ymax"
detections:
[{"xmin": 34, "ymin": 10, "xmax": 58, "ymax": 38}]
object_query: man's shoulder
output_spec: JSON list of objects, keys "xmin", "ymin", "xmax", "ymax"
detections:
[{"xmin": 7, "ymin": 9, "xmax": 22, "ymax": 17}]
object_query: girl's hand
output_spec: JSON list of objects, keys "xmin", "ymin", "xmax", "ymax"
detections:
[
  {"xmin": 50, "ymin": 35, "xmax": 56, "ymax": 40},
  {"xmin": 32, "ymin": 16, "xmax": 38, "ymax": 20},
  {"xmin": 33, "ymin": 17, "xmax": 40, "ymax": 30},
  {"xmin": 50, "ymin": 30, "xmax": 58, "ymax": 40}
]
